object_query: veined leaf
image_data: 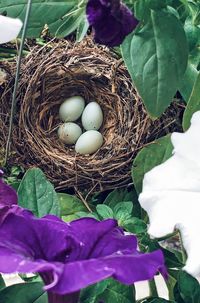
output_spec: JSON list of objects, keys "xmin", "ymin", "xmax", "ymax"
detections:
[
  {"xmin": 18, "ymin": 168, "xmax": 60, "ymax": 217},
  {"xmin": 121, "ymin": 9, "xmax": 188, "ymax": 117},
  {"xmin": 183, "ymin": 72, "xmax": 200, "ymax": 130},
  {"xmin": 0, "ymin": 1, "xmax": 84, "ymax": 38},
  {"xmin": 132, "ymin": 135, "xmax": 173, "ymax": 194},
  {"xmin": 0, "ymin": 282, "xmax": 47, "ymax": 303}
]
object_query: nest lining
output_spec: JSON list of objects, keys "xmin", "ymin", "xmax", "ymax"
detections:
[{"xmin": 0, "ymin": 38, "xmax": 184, "ymax": 193}]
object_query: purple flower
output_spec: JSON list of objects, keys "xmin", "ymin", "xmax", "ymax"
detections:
[
  {"xmin": 0, "ymin": 209, "xmax": 166, "ymax": 302},
  {"xmin": 86, "ymin": 0, "xmax": 138, "ymax": 47}
]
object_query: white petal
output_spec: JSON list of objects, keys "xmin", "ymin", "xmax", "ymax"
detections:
[
  {"xmin": 139, "ymin": 111, "xmax": 200, "ymax": 278},
  {"xmin": 0, "ymin": 16, "xmax": 23, "ymax": 44}
]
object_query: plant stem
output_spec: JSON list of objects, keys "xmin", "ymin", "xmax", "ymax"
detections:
[
  {"xmin": 148, "ymin": 278, "xmax": 158, "ymax": 297},
  {"xmin": 4, "ymin": 0, "xmax": 32, "ymax": 164}
]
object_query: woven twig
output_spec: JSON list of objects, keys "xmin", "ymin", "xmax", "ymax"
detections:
[{"xmin": 0, "ymin": 38, "xmax": 184, "ymax": 192}]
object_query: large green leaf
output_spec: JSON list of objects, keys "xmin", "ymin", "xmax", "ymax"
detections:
[
  {"xmin": 182, "ymin": 72, "xmax": 200, "ymax": 130},
  {"xmin": 0, "ymin": 276, "xmax": 5, "ymax": 291},
  {"xmin": 0, "ymin": 0, "xmax": 85, "ymax": 38},
  {"xmin": 0, "ymin": 282, "xmax": 47, "ymax": 303},
  {"xmin": 179, "ymin": 62, "xmax": 199, "ymax": 102},
  {"xmin": 174, "ymin": 271, "xmax": 200, "ymax": 303},
  {"xmin": 121, "ymin": 9, "xmax": 188, "ymax": 117},
  {"xmin": 103, "ymin": 188, "xmax": 141, "ymax": 218},
  {"xmin": 179, "ymin": 18, "xmax": 200, "ymax": 102},
  {"xmin": 132, "ymin": 135, "xmax": 173, "ymax": 194},
  {"xmin": 58, "ymin": 193, "xmax": 86, "ymax": 221},
  {"xmin": 97, "ymin": 279, "xmax": 136, "ymax": 303},
  {"xmin": 18, "ymin": 168, "xmax": 60, "ymax": 217},
  {"xmin": 76, "ymin": 14, "xmax": 89, "ymax": 42},
  {"xmin": 80, "ymin": 280, "xmax": 109, "ymax": 303}
]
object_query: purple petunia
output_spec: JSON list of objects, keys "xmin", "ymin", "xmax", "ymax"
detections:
[
  {"xmin": 0, "ymin": 173, "xmax": 167, "ymax": 303},
  {"xmin": 86, "ymin": 0, "xmax": 138, "ymax": 47},
  {"xmin": 0, "ymin": 213, "xmax": 167, "ymax": 302}
]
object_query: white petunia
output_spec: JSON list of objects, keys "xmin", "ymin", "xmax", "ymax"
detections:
[
  {"xmin": 139, "ymin": 111, "xmax": 200, "ymax": 277},
  {"xmin": 0, "ymin": 15, "xmax": 22, "ymax": 44}
]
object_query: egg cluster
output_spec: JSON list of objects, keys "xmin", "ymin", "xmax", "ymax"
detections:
[{"xmin": 58, "ymin": 96, "xmax": 104, "ymax": 155}]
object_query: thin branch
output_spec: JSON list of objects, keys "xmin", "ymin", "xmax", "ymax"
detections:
[{"xmin": 5, "ymin": 0, "xmax": 32, "ymax": 164}]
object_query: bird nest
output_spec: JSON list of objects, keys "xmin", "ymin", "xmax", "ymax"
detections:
[{"xmin": 0, "ymin": 38, "xmax": 184, "ymax": 194}]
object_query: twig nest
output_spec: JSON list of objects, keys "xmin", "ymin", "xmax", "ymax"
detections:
[{"xmin": 0, "ymin": 38, "xmax": 184, "ymax": 192}]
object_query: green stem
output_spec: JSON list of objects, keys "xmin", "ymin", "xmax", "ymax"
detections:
[
  {"xmin": 0, "ymin": 47, "xmax": 29, "ymax": 55},
  {"xmin": 148, "ymin": 278, "xmax": 158, "ymax": 297},
  {"xmin": 4, "ymin": 0, "xmax": 32, "ymax": 164}
]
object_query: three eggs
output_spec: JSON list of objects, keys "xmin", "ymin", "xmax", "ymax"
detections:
[{"xmin": 58, "ymin": 96, "xmax": 104, "ymax": 154}]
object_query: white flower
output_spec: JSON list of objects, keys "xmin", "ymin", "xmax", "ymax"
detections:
[
  {"xmin": 0, "ymin": 15, "xmax": 22, "ymax": 44},
  {"xmin": 139, "ymin": 111, "xmax": 200, "ymax": 277}
]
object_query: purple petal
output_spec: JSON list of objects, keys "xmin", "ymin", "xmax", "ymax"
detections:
[
  {"xmin": 0, "ymin": 213, "xmax": 70, "ymax": 261},
  {"xmin": 103, "ymin": 250, "xmax": 166, "ymax": 283},
  {"xmin": 0, "ymin": 205, "xmax": 31, "ymax": 224},
  {"xmin": 0, "ymin": 212, "xmax": 167, "ymax": 295},
  {"xmin": 66, "ymin": 218, "xmax": 118, "ymax": 260},
  {"xmin": 46, "ymin": 258, "xmax": 114, "ymax": 294},
  {"xmin": 49, "ymin": 250, "xmax": 165, "ymax": 294},
  {"xmin": 90, "ymin": 228, "xmax": 138, "ymax": 258}
]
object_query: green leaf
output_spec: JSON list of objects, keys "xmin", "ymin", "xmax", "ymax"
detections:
[
  {"xmin": 174, "ymin": 271, "xmax": 200, "ymax": 303},
  {"xmin": 134, "ymin": 0, "xmax": 150, "ymax": 21},
  {"xmin": 74, "ymin": 211, "xmax": 99, "ymax": 220},
  {"xmin": 103, "ymin": 188, "xmax": 141, "ymax": 218},
  {"xmin": 182, "ymin": 72, "xmax": 200, "ymax": 130},
  {"xmin": 18, "ymin": 168, "xmax": 60, "ymax": 217},
  {"xmin": 76, "ymin": 13, "xmax": 89, "ymax": 42},
  {"xmin": 97, "ymin": 279, "xmax": 136, "ymax": 303},
  {"xmin": 96, "ymin": 204, "xmax": 114, "ymax": 219},
  {"xmin": 80, "ymin": 280, "xmax": 109, "ymax": 303},
  {"xmin": 132, "ymin": 135, "xmax": 173, "ymax": 194},
  {"xmin": 55, "ymin": 7, "xmax": 86, "ymax": 38},
  {"xmin": 0, "ymin": 0, "xmax": 84, "ymax": 38},
  {"xmin": 121, "ymin": 9, "xmax": 188, "ymax": 117},
  {"xmin": 0, "ymin": 282, "xmax": 47, "ymax": 303},
  {"xmin": 184, "ymin": 18, "xmax": 200, "ymax": 51},
  {"xmin": 179, "ymin": 62, "xmax": 199, "ymax": 102},
  {"xmin": 0, "ymin": 276, "xmax": 5, "ymax": 291},
  {"xmin": 113, "ymin": 201, "xmax": 133, "ymax": 216},
  {"xmin": 162, "ymin": 248, "xmax": 184, "ymax": 269},
  {"xmin": 179, "ymin": 17, "xmax": 200, "ymax": 102},
  {"xmin": 113, "ymin": 202, "xmax": 133, "ymax": 225},
  {"xmin": 124, "ymin": 217, "xmax": 147, "ymax": 234},
  {"xmin": 165, "ymin": 271, "xmax": 178, "ymax": 302},
  {"xmin": 58, "ymin": 193, "xmax": 87, "ymax": 220}
]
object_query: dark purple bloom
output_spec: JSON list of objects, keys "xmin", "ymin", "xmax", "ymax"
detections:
[
  {"xmin": 86, "ymin": 0, "xmax": 138, "ymax": 46},
  {"xmin": 0, "ymin": 209, "xmax": 166, "ymax": 303}
]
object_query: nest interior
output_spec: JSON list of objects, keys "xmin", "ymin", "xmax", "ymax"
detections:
[{"xmin": 0, "ymin": 38, "xmax": 184, "ymax": 193}]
